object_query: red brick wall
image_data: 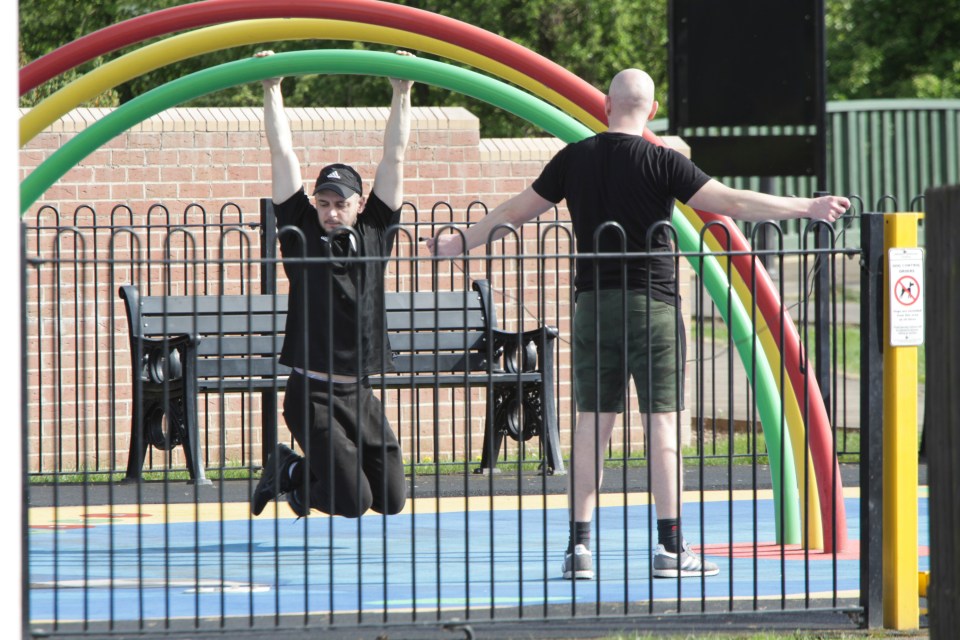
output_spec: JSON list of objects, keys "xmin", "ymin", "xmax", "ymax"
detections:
[
  {"xmin": 20, "ymin": 106, "xmax": 558, "ymax": 214},
  {"xmin": 21, "ymin": 106, "xmax": 691, "ymax": 475}
]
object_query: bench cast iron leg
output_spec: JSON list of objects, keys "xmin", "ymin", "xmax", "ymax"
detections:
[
  {"xmin": 475, "ymin": 409, "xmax": 505, "ymax": 475},
  {"xmin": 122, "ymin": 410, "xmax": 149, "ymax": 483}
]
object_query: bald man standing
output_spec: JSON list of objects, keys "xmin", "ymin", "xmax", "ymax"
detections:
[{"xmin": 428, "ymin": 69, "xmax": 849, "ymax": 581}]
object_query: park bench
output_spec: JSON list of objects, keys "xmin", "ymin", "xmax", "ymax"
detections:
[{"xmin": 118, "ymin": 279, "xmax": 564, "ymax": 485}]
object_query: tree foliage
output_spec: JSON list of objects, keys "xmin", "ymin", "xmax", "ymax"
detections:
[
  {"xmin": 826, "ymin": 0, "xmax": 960, "ymax": 99},
  {"xmin": 19, "ymin": 0, "xmax": 960, "ymax": 136},
  {"xmin": 16, "ymin": 0, "xmax": 663, "ymax": 136}
]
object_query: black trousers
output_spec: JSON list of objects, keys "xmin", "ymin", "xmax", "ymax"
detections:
[{"xmin": 282, "ymin": 372, "xmax": 406, "ymax": 518}]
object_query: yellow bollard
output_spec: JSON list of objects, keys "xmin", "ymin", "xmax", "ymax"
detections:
[{"xmin": 882, "ymin": 212, "xmax": 923, "ymax": 630}]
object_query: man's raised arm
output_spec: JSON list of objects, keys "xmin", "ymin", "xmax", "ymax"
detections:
[
  {"xmin": 257, "ymin": 51, "xmax": 302, "ymax": 204},
  {"xmin": 372, "ymin": 51, "xmax": 414, "ymax": 211}
]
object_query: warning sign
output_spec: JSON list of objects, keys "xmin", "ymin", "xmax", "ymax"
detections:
[{"xmin": 888, "ymin": 248, "xmax": 924, "ymax": 346}]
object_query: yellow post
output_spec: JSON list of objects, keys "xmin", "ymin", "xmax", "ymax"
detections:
[{"xmin": 882, "ymin": 212, "xmax": 923, "ymax": 630}]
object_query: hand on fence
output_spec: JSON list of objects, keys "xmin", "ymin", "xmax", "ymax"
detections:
[
  {"xmin": 808, "ymin": 195, "xmax": 850, "ymax": 223},
  {"xmin": 424, "ymin": 233, "xmax": 464, "ymax": 257}
]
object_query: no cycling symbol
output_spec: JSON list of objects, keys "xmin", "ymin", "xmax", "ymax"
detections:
[{"xmin": 894, "ymin": 275, "xmax": 920, "ymax": 306}]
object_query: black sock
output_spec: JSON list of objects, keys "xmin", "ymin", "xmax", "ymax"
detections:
[
  {"xmin": 657, "ymin": 518, "xmax": 681, "ymax": 554},
  {"xmin": 567, "ymin": 521, "xmax": 592, "ymax": 553}
]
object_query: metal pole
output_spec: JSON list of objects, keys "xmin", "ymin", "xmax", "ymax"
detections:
[
  {"xmin": 758, "ymin": 177, "xmax": 774, "ymax": 274},
  {"xmin": 925, "ymin": 185, "xmax": 960, "ymax": 640},
  {"xmin": 859, "ymin": 211, "xmax": 884, "ymax": 628},
  {"xmin": 260, "ymin": 198, "xmax": 278, "ymax": 464},
  {"xmin": 882, "ymin": 212, "xmax": 921, "ymax": 630},
  {"xmin": 814, "ymin": 191, "xmax": 832, "ymax": 419}
]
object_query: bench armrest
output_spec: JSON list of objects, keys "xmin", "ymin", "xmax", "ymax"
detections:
[
  {"xmin": 487, "ymin": 325, "xmax": 559, "ymax": 374},
  {"xmin": 129, "ymin": 333, "xmax": 199, "ymax": 384}
]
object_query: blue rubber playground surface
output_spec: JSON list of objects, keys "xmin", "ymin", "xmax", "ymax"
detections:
[{"xmin": 28, "ymin": 489, "xmax": 929, "ymax": 624}]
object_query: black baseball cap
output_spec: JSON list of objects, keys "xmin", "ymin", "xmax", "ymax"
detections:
[{"xmin": 313, "ymin": 163, "xmax": 363, "ymax": 199}]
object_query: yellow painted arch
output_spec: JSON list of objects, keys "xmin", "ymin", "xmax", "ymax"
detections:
[
  {"xmin": 20, "ymin": 18, "xmax": 605, "ymax": 145},
  {"xmin": 22, "ymin": 17, "xmax": 824, "ymax": 547},
  {"xmin": 677, "ymin": 201, "xmax": 823, "ymax": 549}
]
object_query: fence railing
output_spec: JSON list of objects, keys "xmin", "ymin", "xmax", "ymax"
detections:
[
  {"xmin": 24, "ymin": 197, "xmax": 886, "ymax": 636},
  {"xmin": 23, "ymin": 199, "xmax": 867, "ymax": 478}
]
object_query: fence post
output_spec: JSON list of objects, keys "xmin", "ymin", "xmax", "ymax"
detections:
[
  {"xmin": 814, "ymin": 191, "xmax": 832, "ymax": 419},
  {"xmin": 859, "ymin": 211, "xmax": 884, "ymax": 628},
  {"xmin": 755, "ymin": 177, "xmax": 774, "ymax": 273},
  {"xmin": 882, "ymin": 211, "xmax": 922, "ymax": 630},
  {"xmin": 925, "ymin": 185, "xmax": 960, "ymax": 639},
  {"xmin": 260, "ymin": 198, "xmax": 278, "ymax": 464}
]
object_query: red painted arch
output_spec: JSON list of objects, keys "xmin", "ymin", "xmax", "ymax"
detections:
[
  {"xmin": 19, "ymin": 0, "xmax": 606, "ymax": 126},
  {"xmin": 20, "ymin": 0, "xmax": 845, "ymax": 551},
  {"xmin": 690, "ymin": 209, "xmax": 847, "ymax": 552}
]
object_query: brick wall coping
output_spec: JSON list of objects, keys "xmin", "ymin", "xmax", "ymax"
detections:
[
  {"xmin": 19, "ymin": 105, "xmax": 481, "ymax": 134},
  {"xmin": 20, "ymin": 106, "xmax": 690, "ymax": 161}
]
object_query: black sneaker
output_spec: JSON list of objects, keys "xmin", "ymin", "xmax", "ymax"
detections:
[
  {"xmin": 251, "ymin": 444, "xmax": 301, "ymax": 516},
  {"xmin": 285, "ymin": 486, "xmax": 310, "ymax": 519},
  {"xmin": 561, "ymin": 544, "xmax": 594, "ymax": 580}
]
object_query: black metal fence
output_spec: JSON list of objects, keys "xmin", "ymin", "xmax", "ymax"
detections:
[{"xmin": 24, "ymin": 196, "xmax": 898, "ymax": 637}]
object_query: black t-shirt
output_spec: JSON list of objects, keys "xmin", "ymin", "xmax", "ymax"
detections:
[
  {"xmin": 274, "ymin": 188, "xmax": 400, "ymax": 376},
  {"xmin": 532, "ymin": 132, "xmax": 710, "ymax": 304}
]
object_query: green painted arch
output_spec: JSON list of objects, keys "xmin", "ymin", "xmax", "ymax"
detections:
[
  {"xmin": 21, "ymin": 50, "xmax": 592, "ymax": 211},
  {"xmin": 20, "ymin": 49, "xmax": 801, "ymax": 543}
]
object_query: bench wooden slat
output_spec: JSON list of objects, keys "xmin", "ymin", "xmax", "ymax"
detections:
[
  {"xmin": 198, "ymin": 377, "xmax": 289, "ymax": 392},
  {"xmin": 196, "ymin": 335, "xmax": 285, "ymax": 357},
  {"xmin": 196, "ymin": 369, "xmax": 542, "ymax": 390},
  {"xmin": 388, "ymin": 331, "xmax": 486, "ymax": 353},
  {"xmin": 141, "ymin": 314, "xmax": 286, "ymax": 336},
  {"xmin": 196, "ymin": 358, "xmax": 289, "ymax": 380},
  {"xmin": 385, "ymin": 309, "xmax": 486, "ymax": 331},
  {"xmin": 391, "ymin": 352, "xmax": 487, "ymax": 374},
  {"xmin": 372, "ymin": 372, "xmax": 543, "ymax": 387},
  {"xmin": 385, "ymin": 290, "xmax": 483, "ymax": 311},
  {"xmin": 142, "ymin": 310, "xmax": 487, "ymax": 337},
  {"xmin": 192, "ymin": 333, "xmax": 489, "ymax": 358},
  {"xmin": 140, "ymin": 295, "xmax": 289, "ymax": 315},
  {"xmin": 193, "ymin": 352, "xmax": 496, "ymax": 379},
  {"xmin": 141, "ymin": 291, "xmax": 483, "ymax": 316}
]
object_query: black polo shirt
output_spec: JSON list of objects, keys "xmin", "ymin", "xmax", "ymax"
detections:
[
  {"xmin": 274, "ymin": 188, "xmax": 400, "ymax": 376},
  {"xmin": 532, "ymin": 132, "xmax": 710, "ymax": 304}
]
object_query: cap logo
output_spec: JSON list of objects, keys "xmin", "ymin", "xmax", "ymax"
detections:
[{"xmin": 327, "ymin": 170, "xmax": 342, "ymax": 179}]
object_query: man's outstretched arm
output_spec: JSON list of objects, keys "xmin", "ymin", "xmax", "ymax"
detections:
[
  {"xmin": 687, "ymin": 179, "xmax": 850, "ymax": 224},
  {"xmin": 427, "ymin": 186, "xmax": 554, "ymax": 257}
]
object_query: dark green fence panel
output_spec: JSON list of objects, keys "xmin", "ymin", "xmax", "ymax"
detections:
[
  {"xmin": 828, "ymin": 99, "xmax": 959, "ymax": 210},
  {"xmin": 652, "ymin": 98, "xmax": 960, "ymax": 211}
]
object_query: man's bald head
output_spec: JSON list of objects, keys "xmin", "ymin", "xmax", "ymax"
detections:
[
  {"xmin": 608, "ymin": 69, "xmax": 655, "ymax": 113},
  {"xmin": 605, "ymin": 69, "xmax": 657, "ymax": 133}
]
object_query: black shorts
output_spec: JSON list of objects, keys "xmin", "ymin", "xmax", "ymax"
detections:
[{"xmin": 573, "ymin": 291, "xmax": 685, "ymax": 413}]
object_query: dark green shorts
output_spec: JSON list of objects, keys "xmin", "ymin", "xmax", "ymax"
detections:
[{"xmin": 573, "ymin": 291, "xmax": 685, "ymax": 414}]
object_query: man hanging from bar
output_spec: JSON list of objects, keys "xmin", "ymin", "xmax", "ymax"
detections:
[{"xmin": 251, "ymin": 50, "xmax": 414, "ymax": 519}]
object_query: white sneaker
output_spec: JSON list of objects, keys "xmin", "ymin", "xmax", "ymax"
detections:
[
  {"xmin": 561, "ymin": 544, "xmax": 594, "ymax": 580},
  {"xmin": 652, "ymin": 541, "xmax": 719, "ymax": 578}
]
